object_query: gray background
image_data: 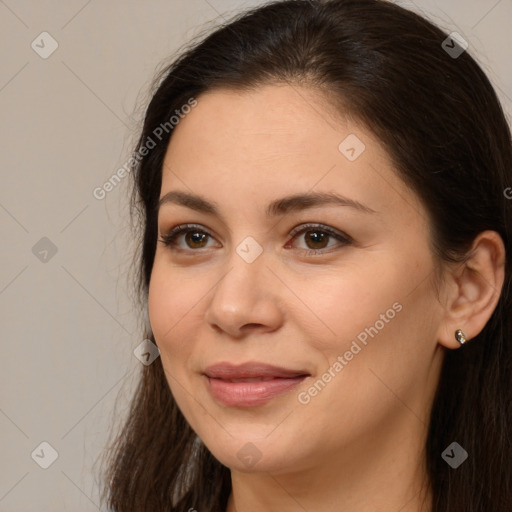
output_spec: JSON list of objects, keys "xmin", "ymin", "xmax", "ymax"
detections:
[{"xmin": 0, "ymin": 0, "xmax": 510, "ymax": 510}]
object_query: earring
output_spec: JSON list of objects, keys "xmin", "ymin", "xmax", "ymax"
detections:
[{"xmin": 455, "ymin": 329, "xmax": 467, "ymax": 345}]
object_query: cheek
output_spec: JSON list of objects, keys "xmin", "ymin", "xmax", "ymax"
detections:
[
  {"xmin": 147, "ymin": 264, "xmax": 201, "ymax": 411},
  {"xmin": 301, "ymin": 254, "xmax": 436, "ymax": 387},
  {"xmin": 294, "ymin": 281, "xmax": 438, "ymax": 444},
  {"xmin": 292, "ymin": 261, "xmax": 402, "ymax": 353},
  {"xmin": 147, "ymin": 262, "xmax": 197, "ymax": 356}
]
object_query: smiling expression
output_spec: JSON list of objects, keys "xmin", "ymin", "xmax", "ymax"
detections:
[{"xmin": 147, "ymin": 83, "xmax": 446, "ymax": 474}]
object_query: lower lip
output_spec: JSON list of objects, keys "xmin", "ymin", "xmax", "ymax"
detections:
[{"xmin": 205, "ymin": 375, "xmax": 308, "ymax": 407}]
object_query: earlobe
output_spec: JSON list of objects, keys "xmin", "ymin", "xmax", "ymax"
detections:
[{"xmin": 437, "ymin": 230, "xmax": 506, "ymax": 350}]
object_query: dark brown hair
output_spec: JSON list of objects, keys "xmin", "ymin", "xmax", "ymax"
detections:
[{"xmin": 99, "ymin": 0, "xmax": 512, "ymax": 510}]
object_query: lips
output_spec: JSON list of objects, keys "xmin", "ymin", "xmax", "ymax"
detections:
[
  {"xmin": 203, "ymin": 362, "xmax": 310, "ymax": 407},
  {"xmin": 204, "ymin": 361, "xmax": 309, "ymax": 379}
]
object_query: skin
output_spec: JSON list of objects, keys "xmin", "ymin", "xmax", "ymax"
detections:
[{"xmin": 147, "ymin": 83, "xmax": 505, "ymax": 511}]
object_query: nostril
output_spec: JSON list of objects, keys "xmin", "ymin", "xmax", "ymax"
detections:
[{"xmin": 244, "ymin": 323, "xmax": 263, "ymax": 329}]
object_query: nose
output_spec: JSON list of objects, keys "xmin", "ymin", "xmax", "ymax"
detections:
[{"xmin": 204, "ymin": 245, "xmax": 284, "ymax": 338}]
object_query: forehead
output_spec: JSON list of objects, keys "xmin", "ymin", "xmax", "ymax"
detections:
[
  {"xmin": 165, "ymin": 84, "xmax": 350, "ymax": 161},
  {"xmin": 160, "ymin": 84, "xmax": 424, "ymax": 223}
]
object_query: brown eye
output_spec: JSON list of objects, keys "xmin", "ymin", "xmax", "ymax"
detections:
[
  {"xmin": 303, "ymin": 230, "xmax": 330, "ymax": 250},
  {"xmin": 287, "ymin": 224, "xmax": 352, "ymax": 255},
  {"xmin": 158, "ymin": 225, "xmax": 216, "ymax": 251},
  {"xmin": 183, "ymin": 231, "xmax": 209, "ymax": 248}
]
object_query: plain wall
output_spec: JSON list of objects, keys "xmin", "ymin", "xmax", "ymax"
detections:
[{"xmin": 0, "ymin": 0, "xmax": 510, "ymax": 510}]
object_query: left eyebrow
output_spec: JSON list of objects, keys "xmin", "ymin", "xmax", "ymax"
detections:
[
  {"xmin": 157, "ymin": 190, "xmax": 377, "ymax": 217},
  {"xmin": 266, "ymin": 191, "xmax": 377, "ymax": 216}
]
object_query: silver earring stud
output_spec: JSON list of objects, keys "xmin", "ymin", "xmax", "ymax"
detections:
[{"xmin": 455, "ymin": 329, "xmax": 467, "ymax": 345}]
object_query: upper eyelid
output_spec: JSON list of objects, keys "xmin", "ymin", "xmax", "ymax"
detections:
[
  {"xmin": 289, "ymin": 223, "xmax": 350, "ymax": 239},
  {"xmin": 162, "ymin": 223, "xmax": 216, "ymax": 240},
  {"xmin": 159, "ymin": 222, "xmax": 347, "ymax": 237}
]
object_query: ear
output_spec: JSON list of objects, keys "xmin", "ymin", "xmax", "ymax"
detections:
[{"xmin": 437, "ymin": 230, "xmax": 506, "ymax": 349}]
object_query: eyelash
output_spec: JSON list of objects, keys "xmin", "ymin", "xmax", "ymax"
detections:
[{"xmin": 158, "ymin": 223, "xmax": 353, "ymax": 256}]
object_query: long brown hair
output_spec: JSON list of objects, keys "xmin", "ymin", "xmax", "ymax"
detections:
[{"xmin": 99, "ymin": 1, "xmax": 512, "ymax": 510}]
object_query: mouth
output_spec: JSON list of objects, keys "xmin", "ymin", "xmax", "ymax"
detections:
[{"xmin": 203, "ymin": 362, "xmax": 310, "ymax": 407}]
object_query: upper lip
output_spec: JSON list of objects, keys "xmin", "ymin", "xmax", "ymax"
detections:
[{"xmin": 203, "ymin": 362, "xmax": 310, "ymax": 380}]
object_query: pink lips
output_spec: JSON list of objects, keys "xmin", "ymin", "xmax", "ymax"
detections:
[{"xmin": 203, "ymin": 362, "xmax": 309, "ymax": 407}]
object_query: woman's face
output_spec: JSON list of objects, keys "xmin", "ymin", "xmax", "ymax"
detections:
[{"xmin": 148, "ymin": 84, "xmax": 447, "ymax": 475}]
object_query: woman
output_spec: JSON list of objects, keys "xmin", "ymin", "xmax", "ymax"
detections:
[{"xmin": 100, "ymin": 0, "xmax": 512, "ymax": 510}]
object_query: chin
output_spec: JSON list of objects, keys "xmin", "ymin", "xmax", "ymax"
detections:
[{"xmin": 201, "ymin": 433, "xmax": 306, "ymax": 475}]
